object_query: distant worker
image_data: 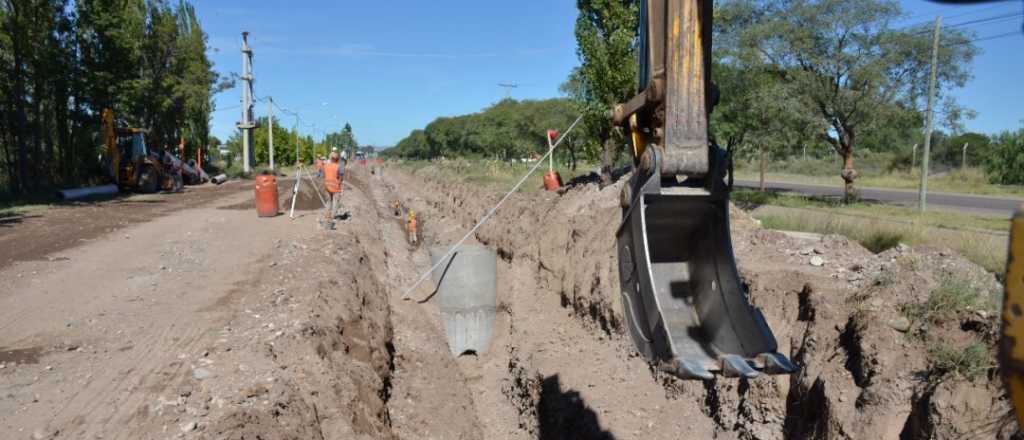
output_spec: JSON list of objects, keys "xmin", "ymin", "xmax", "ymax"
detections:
[
  {"xmin": 407, "ymin": 211, "xmax": 418, "ymax": 244},
  {"xmin": 323, "ymin": 151, "xmax": 345, "ymax": 218}
]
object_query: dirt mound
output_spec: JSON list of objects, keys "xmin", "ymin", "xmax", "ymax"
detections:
[
  {"xmin": 129, "ymin": 215, "xmax": 396, "ymax": 438},
  {"xmin": 286, "ymin": 180, "xmax": 326, "ymax": 211},
  {"xmin": 385, "ymin": 166, "xmax": 1017, "ymax": 439}
]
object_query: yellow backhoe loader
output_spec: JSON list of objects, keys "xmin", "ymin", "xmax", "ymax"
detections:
[{"xmin": 100, "ymin": 109, "xmax": 183, "ymax": 193}]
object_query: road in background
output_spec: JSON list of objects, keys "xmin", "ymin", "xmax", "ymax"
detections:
[{"xmin": 735, "ymin": 179, "xmax": 1023, "ymax": 217}]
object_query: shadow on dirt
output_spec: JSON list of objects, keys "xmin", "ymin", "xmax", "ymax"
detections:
[
  {"xmin": 563, "ymin": 165, "xmax": 632, "ymax": 190},
  {"xmin": 538, "ymin": 375, "xmax": 616, "ymax": 440}
]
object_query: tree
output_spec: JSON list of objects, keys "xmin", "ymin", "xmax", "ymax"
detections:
[
  {"xmin": 733, "ymin": 0, "xmax": 977, "ymax": 201},
  {"xmin": 389, "ymin": 98, "xmax": 596, "ymax": 163},
  {"xmin": 0, "ymin": 0, "xmax": 220, "ymax": 195},
  {"xmin": 983, "ymin": 128, "xmax": 1024, "ymax": 185},
  {"xmin": 566, "ymin": 0, "xmax": 639, "ymax": 184}
]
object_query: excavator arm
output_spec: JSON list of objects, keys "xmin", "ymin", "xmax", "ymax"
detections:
[{"xmin": 613, "ymin": 0, "xmax": 797, "ymax": 379}]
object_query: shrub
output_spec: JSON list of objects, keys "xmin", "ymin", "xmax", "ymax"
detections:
[{"xmin": 927, "ymin": 341, "xmax": 990, "ymax": 381}]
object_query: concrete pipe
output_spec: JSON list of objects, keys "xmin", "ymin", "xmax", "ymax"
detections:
[{"xmin": 429, "ymin": 245, "xmax": 498, "ymax": 356}]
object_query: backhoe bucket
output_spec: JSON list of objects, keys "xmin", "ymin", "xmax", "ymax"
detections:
[{"xmin": 617, "ymin": 174, "xmax": 796, "ymax": 379}]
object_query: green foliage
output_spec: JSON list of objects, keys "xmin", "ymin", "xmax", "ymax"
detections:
[
  {"xmin": 324, "ymin": 122, "xmax": 358, "ymax": 157},
  {"xmin": 389, "ymin": 98, "xmax": 597, "ymax": 167},
  {"xmin": 902, "ymin": 274, "xmax": 996, "ymax": 324},
  {"xmin": 564, "ymin": 0, "xmax": 639, "ymax": 175},
  {"xmin": 723, "ymin": 0, "xmax": 977, "ymax": 199},
  {"xmin": 860, "ymin": 230, "xmax": 904, "ymax": 254},
  {"xmin": 0, "ymin": 0, "xmax": 222, "ymax": 195},
  {"xmin": 927, "ymin": 341, "xmax": 990, "ymax": 382},
  {"xmin": 984, "ymin": 127, "xmax": 1024, "ymax": 185},
  {"xmin": 225, "ymin": 117, "xmax": 322, "ymax": 167}
]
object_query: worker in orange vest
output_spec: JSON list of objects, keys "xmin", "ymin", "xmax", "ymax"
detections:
[
  {"xmin": 407, "ymin": 211, "xmax": 418, "ymax": 244},
  {"xmin": 323, "ymin": 151, "xmax": 344, "ymax": 219}
]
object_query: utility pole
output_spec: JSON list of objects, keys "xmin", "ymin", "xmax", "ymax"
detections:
[
  {"xmin": 911, "ymin": 143, "xmax": 918, "ymax": 172},
  {"xmin": 268, "ymin": 97, "xmax": 275, "ymax": 171},
  {"xmin": 918, "ymin": 17, "xmax": 941, "ymax": 213},
  {"xmin": 961, "ymin": 142, "xmax": 969, "ymax": 169},
  {"xmin": 498, "ymin": 83, "xmax": 518, "ymax": 99},
  {"xmin": 294, "ymin": 116, "xmax": 300, "ymax": 166},
  {"xmin": 238, "ymin": 32, "xmax": 255, "ymax": 174}
]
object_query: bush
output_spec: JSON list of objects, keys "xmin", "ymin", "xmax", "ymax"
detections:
[
  {"xmin": 860, "ymin": 230, "xmax": 904, "ymax": 253},
  {"xmin": 927, "ymin": 341, "xmax": 990, "ymax": 381},
  {"xmin": 984, "ymin": 128, "xmax": 1024, "ymax": 185},
  {"xmin": 902, "ymin": 274, "xmax": 995, "ymax": 324}
]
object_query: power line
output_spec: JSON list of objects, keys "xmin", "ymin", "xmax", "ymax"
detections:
[
  {"xmin": 900, "ymin": 2, "xmax": 1019, "ymax": 29},
  {"xmin": 907, "ymin": 11, "xmax": 1023, "ymax": 34}
]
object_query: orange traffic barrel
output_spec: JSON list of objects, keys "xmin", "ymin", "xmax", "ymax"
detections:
[
  {"xmin": 255, "ymin": 174, "xmax": 279, "ymax": 217},
  {"xmin": 543, "ymin": 170, "xmax": 562, "ymax": 192}
]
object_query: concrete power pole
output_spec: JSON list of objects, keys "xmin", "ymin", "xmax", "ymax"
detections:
[
  {"xmin": 238, "ymin": 32, "xmax": 255, "ymax": 174},
  {"xmin": 911, "ymin": 143, "xmax": 918, "ymax": 172},
  {"xmin": 918, "ymin": 17, "xmax": 941, "ymax": 213},
  {"xmin": 268, "ymin": 97, "xmax": 275, "ymax": 171},
  {"xmin": 961, "ymin": 142, "xmax": 969, "ymax": 170}
]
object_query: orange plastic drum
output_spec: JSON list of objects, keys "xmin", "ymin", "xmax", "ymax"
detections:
[
  {"xmin": 254, "ymin": 174, "xmax": 279, "ymax": 217},
  {"xmin": 543, "ymin": 170, "xmax": 562, "ymax": 192}
]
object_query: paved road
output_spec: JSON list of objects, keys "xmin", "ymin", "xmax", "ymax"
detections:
[{"xmin": 734, "ymin": 179, "xmax": 1023, "ymax": 217}]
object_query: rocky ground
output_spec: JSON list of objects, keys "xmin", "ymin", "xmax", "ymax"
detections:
[{"xmin": 0, "ymin": 164, "xmax": 1016, "ymax": 439}]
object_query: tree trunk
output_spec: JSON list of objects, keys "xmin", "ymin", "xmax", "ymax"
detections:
[
  {"xmin": 599, "ymin": 131, "xmax": 613, "ymax": 186},
  {"xmin": 759, "ymin": 145, "xmax": 767, "ymax": 192},
  {"xmin": 841, "ymin": 149, "xmax": 858, "ymax": 203}
]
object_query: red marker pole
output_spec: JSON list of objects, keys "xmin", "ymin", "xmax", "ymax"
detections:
[{"xmin": 543, "ymin": 129, "xmax": 562, "ymax": 191}]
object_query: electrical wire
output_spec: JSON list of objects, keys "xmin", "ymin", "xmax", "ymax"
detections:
[{"xmin": 399, "ymin": 115, "xmax": 583, "ymax": 301}]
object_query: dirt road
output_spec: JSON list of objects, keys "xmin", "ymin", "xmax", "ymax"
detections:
[{"xmin": 0, "ymin": 166, "xmax": 1017, "ymax": 439}]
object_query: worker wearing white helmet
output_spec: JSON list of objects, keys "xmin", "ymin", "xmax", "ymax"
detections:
[{"xmin": 323, "ymin": 151, "xmax": 345, "ymax": 220}]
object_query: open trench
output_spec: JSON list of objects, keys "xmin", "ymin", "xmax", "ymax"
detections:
[{"xmin": 343, "ymin": 163, "xmax": 1017, "ymax": 440}]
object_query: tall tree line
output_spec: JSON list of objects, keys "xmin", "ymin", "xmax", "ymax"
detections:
[
  {"xmin": 0, "ymin": 0, "xmax": 226, "ymax": 196},
  {"xmin": 388, "ymin": 98, "xmax": 599, "ymax": 170}
]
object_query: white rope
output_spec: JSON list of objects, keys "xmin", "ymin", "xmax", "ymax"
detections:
[{"xmin": 401, "ymin": 115, "xmax": 583, "ymax": 300}]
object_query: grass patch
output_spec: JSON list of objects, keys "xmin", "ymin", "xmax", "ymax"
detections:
[
  {"xmin": 735, "ymin": 167, "xmax": 1024, "ymax": 199},
  {"xmin": 927, "ymin": 341, "xmax": 991, "ymax": 381},
  {"xmin": 860, "ymin": 230, "xmax": 905, "ymax": 254},
  {"xmin": 739, "ymin": 186, "xmax": 1010, "ymax": 273},
  {"xmin": 902, "ymin": 274, "xmax": 997, "ymax": 324},
  {"xmin": 395, "ymin": 159, "xmax": 597, "ymax": 193},
  {"xmin": 756, "ymin": 209, "xmax": 915, "ymax": 254},
  {"xmin": 734, "ymin": 188, "xmax": 1009, "ymax": 232},
  {"xmin": 753, "ymin": 205, "xmax": 1007, "ymax": 273}
]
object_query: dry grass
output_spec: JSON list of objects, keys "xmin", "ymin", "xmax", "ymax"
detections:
[
  {"xmin": 751, "ymin": 205, "xmax": 1008, "ymax": 273},
  {"xmin": 735, "ymin": 167, "xmax": 1024, "ymax": 199},
  {"xmin": 927, "ymin": 341, "xmax": 992, "ymax": 382},
  {"xmin": 902, "ymin": 274, "xmax": 999, "ymax": 324},
  {"xmin": 396, "ymin": 159, "xmax": 596, "ymax": 193}
]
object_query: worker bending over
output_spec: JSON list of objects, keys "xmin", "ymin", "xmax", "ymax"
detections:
[{"xmin": 323, "ymin": 151, "xmax": 345, "ymax": 218}]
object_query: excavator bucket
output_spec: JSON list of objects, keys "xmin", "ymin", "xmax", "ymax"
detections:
[{"xmin": 617, "ymin": 149, "xmax": 797, "ymax": 379}]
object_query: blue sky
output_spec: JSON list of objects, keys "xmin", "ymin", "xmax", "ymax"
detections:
[{"xmin": 200, "ymin": 1, "xmax": 1023, "ymax": 147}]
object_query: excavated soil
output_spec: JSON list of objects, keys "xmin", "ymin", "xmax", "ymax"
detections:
[
  {"xmin": 0, "ymin": 181, "xmax": 250, "ymax": 269},
  {"xmin": 375, "ymin": 164, "xmax": 1018, "ymax": 440},
  {"xmin": 0, "ymin": 162, "xmax": 1017, "ymax": 439}
]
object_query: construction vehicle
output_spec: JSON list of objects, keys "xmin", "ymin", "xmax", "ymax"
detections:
[
  {"xmin": 610, "ymin": 0, "xmax": 796, "ymax": 379},
  {"xmin": 100, "ymin": 108, "xmax": 185, "ymax": 193}
]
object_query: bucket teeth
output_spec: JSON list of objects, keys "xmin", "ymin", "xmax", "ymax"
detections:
[
  {"xmin": 759, "ymin": 352, "xmax": 799, "ymax": 375},
  {"xmin": 673, "ymin": 359, "xmax": 714, "ymax": 380},
  {"xmin": 721, "ymin": 355, "xmax": 759, "ymax": 378}
]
